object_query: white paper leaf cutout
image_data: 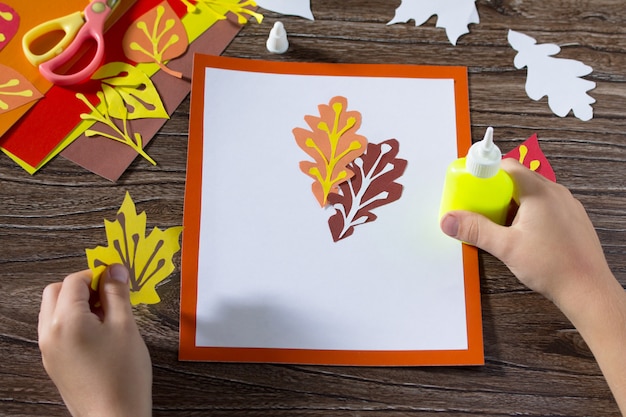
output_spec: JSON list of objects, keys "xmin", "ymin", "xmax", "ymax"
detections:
[
  {"xmin": 256, "ymin": 0, "xmax": 314, "ymax": 20},
  {"xmin": 387, "ymin": 0, "xmax": 479, "ymax": 45},
  {"xmin": 508, "ymin": 29, "xmax": 596, "ymax": 121}
]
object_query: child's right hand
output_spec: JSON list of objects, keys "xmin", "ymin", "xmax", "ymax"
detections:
[
  {"xmin": 440, "ymin": 158, "xmax": 626, "ymax": 415},
  {"xmin": 440, "ymin": 158, "xmax": 614, "ymax": 307}
]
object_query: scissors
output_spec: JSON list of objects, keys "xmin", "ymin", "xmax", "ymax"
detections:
[{"xmin": 22, "ymin": 0, "xmax": 120, "ymax": 86}]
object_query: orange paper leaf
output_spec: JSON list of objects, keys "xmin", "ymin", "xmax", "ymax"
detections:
[
  {"xmin": 0, "ymin": 64, "xmax": 43, "ymax": 115},
  {"xmin": 122, "ymin": 1, "xmax": 189, "ymax": 78},
  {"xmin": 293, "ymin": 96, "xmax": 368, "ymax": 206}
]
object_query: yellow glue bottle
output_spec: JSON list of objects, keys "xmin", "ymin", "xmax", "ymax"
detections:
[{"xmin": 439, "ymin": 127, "xmax": 514, "ymax": 225}]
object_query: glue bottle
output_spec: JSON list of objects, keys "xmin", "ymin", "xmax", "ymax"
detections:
[{"xmin": 439, "ymin": 127, "xmax": 514, "ymax": 225}]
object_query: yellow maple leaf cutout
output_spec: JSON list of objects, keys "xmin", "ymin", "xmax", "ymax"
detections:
[
  {"xmin": 86, "ymin": 192, "xmax": 183, "ymax": 305},
  {"xmin": 184, "ymin": 0, "xmax": 263, "ymax": 24},
  {"xmin": 518, "ymin": 144, "xmax": 541, "ymax": 171}
]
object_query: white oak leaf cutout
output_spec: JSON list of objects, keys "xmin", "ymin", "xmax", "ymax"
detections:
[
  {"xmin": 387, "ymin": 0, "xmax": 479, "ymax": 45},
  {"xmin": 256, "ymin": 0, "xmax": 313, "ymax": 20},
  {"xmin": 327, "ymin": 139, "xmax": 407, "ymax": 242},
  {"xmin": 508, "ymin": 29, "xmax": 596, "ymax": 121}
]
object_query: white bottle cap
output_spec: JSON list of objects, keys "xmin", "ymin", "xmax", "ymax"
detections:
[
  {"xmin": 266, "ymin": 21, "xmax": 289, "ymax": 54},
  {"xmin": 465, "ymin": 127, "xmax": 502, "ymax": 178}
]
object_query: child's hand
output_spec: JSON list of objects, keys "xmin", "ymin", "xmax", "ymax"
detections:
[
  {"xmin": 440, "ymin": 158, "xmax": 613, "ymax": 307},
  {"xmin": 441, "ymin": 159, "xmax": 626, "ymax": 415},
  {"xmin": 38, "ymin": 265, "xmax": 152, "ymax": 417}
]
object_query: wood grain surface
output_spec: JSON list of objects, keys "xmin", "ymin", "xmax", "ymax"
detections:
[{"xmin": 1, "ymin": 0, "xmax": 625, "ymax": 415}]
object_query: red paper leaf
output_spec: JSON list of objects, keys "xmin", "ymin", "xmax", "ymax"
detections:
[
  {"xmin": 0, "ymin": 3, "xmax": 19, "ymax": 52},
  {"xmin": 503, "ymin": 134, "xmax": 556, "ymax": 182},
  {"xmin": 328, "ymin": 139, "xmax": 407, "ymax": 242}
]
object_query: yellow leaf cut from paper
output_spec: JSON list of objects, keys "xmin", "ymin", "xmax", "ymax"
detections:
[
  {"xmin": 77, "ymin": 92, "xmax": 157, "ymax": 166},
  {"xmin": 92, "ymin": 62, "xmax": 169, "ymax": 120},
  {"xmin": 123, "ymin": 2, "xmax": 189, "ymax": 79},
  {"xmin": 86, "ymin": 192, "xmax": 183, "ymax": 305},
  {"xmin": 195, "ymin": 0, "xmax": 263, "ymax": 24},
  {"xmin": 0, "ymin": 64, "xmax": 43, "ymax": 115}
]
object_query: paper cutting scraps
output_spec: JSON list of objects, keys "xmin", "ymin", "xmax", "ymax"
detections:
[
  {"xmin": 86, "ymin": 192, "xmax": 183, "ymax": 306},
  {"xmin": 92, "ymin": 62, "xmax": 169, "ymax": 120},
  {"xmin": 0, "ymin": 64, "xmax": 42, "ymax": 114},
  {"xmin": 295, "ymin": 97, "xmax": 407, "ymax": 241},
  {"xmin": 77, "ymin": 91, "xmax": 157, "ymax": 166},
  {"xmin": 508, "ymin": 29, "xmax": 596, "ymax": 122},
  {"xmin": 294, "ymin": 96, "xmax": 368, "ymax": 207},
  {"xmin": 0, "ymin": 3, "xmax": 19, "ymax": 52},
  {"xmin": 74, "ymin": 62, "xmax": 170, "ymax": 166},
  {"xmin": 123, "ymin": 2, "xmax": 189, "ymax": 79},
  {"xmin": 191, "ymin": 0, "xmax": 264, "ymax": 24},
  {"xmin": 328, "ymin": 139, "xmax": 407, "ymax": 242},
  {"xmin": 256, "ymin": 0, "xmax": 314, "ymax": 20},
  {"xmin": 504, "ymin": 133, "xmax": 556, "ymax": 182},
  {"xmin": 75, "ymin": 57, "xmax": 168, "ymax": 168},
  {"xmin": 388, "ymin": 0, "xmax": 479, "ymax": 45}
]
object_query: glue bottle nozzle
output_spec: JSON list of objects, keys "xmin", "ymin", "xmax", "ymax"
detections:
[{"xmin": 466, "ymin": 126, "xmax": 502, "ymax": 178}]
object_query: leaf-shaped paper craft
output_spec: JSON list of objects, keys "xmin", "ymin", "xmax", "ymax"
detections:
[
  {"xmin": 77, "ymin": 91, "xmax": 157, "ymax": 166},
  {"xmin": 504, "ymin": 134, "xmax": 556, "ymax": 182},
  {"xmin": 508, "ymin": 30, "xmax": 596, "ymax": 122},
  {"xmin": 0, "ymin": 3, "xmax": 19, "ymax": 52},
  {"xmin": 86, "ymin": 192, "xmax": 183, "ymax": 305},
  {"xmin": 387, "ymin": 0, "xmax": 479, "ymax": 45},
  {"xmin": 123, "ymin": 2, "xmax": 189, "ymax": 79},
  {"xmin": 192, "ymin": 0, "xmax": 264, "ymax": 24},
  {"xmin": 0, "ymin": 64, "xmax": 43, "ymax": 115},
  {"xmin": 294, "ymin": 96, "xmax": 368, "ymax": 206},
  {"xmin": 328, "ymin": 139, "xmax": 407, "ymax": 242},
  {"xmin": 92, "ymin": 62, "xmax": 169, "ymax": 120},
  {"xmin": 256, "ymin": 0, "xmax": 314, "ymax": 20}
]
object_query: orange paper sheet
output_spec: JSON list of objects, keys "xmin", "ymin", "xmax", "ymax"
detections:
[
  {"xmin": 0, "ymin": 0, "xmax": 85, "ymax": 136},
  {"xmin": 180, "ymin": 56, "xmax": 482, "ymax": 366}
]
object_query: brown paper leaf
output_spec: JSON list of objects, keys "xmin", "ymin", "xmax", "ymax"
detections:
[
  {"xmin": 122, "ymin": 1, "xmax": 189, "ymax": 78},
  {"xmin": 0, "ymin": 64, "xmax": 43, "ymax": 115},
  {"xmin": 328, "ymin": 139, "xmax": 407, "ymax": 242}
]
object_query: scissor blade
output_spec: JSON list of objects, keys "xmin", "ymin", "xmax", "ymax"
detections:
[
  {"xmin": 107, "ymin": 0, "xmax": 121, "ymax": 10},
  {"xmin": 104, "ymin": 0, "xmax": 136, "ymax": 32}
]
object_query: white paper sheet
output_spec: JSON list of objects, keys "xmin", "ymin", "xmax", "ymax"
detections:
[{"xmin": 192, "ymin": 66, "xmax": 470, "ymax": 352}]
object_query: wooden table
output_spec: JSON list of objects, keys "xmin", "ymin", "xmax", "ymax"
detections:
[{"xmin": 1, "ymin": 1, "xmax": 625, "ymax": 415}]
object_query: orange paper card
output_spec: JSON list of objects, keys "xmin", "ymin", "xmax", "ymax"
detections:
[{"xmin": 180, "ymin": 55, "xmax": 483, "ymax": 366}]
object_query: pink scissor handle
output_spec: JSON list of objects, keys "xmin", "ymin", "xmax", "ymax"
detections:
[{"xmin": 39, "ymin": 1, "xmax": 111, "ymax": 86}]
